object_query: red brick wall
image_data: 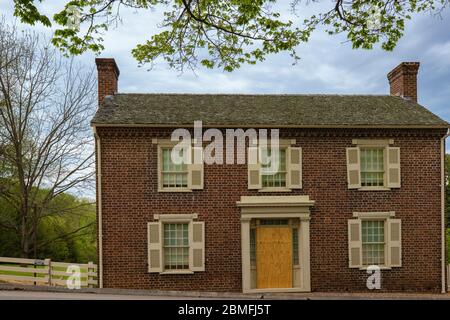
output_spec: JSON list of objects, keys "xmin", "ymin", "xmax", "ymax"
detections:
[{"xmin": 96, "ymin": 127, "xmax": 446, "ymax": 292}]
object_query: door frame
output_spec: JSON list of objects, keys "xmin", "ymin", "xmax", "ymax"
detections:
[{"xmin": 237, "ymin": 195, "xmax": 314, "ymax": 293}]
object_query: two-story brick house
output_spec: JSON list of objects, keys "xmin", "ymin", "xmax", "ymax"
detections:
[{"xmin": 92, "ymin": 59, "xmax": 449, "ymax": 293}]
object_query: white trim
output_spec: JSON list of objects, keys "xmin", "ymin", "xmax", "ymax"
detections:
[
  {"xmin": 358, "ymin": 187, "xmax": 391, "ymax": 191},
  {"xmin": 237, "ymin": 195, "xmax": 314, "ymax": 207},
  {"xmin": 152, "ymin": 138, "xmax": 197, "ymax": 146},
  {"xmin": 258, "ymin": 188, "xmax": 292, "ymax": 193},
  {"xmin": 441, "ymin": 131, "xmax": 449, "ymax": 293},
  {"xmin": 352, "ymin": 139, "xmax": 394, "ymax": 146},
  {"xmin": 159, "ymin": 270, "xmax": 194, "ymax": 275},
  {"xmin": 93, "ymin": 127, "xmax": 104, "ymax": 288},
  {"xmin": 237, "ymin": 195, "xmax": 313, "ymax": 293},
  {"xmin": 154, "ymin": 213, "xmax": 198, "ymax": 221},
  {"xmin": 359, "ymin": 266, "xmax": 392, "ymax": 271},
  {"xmin": 353, "ymin": 211, "xmax": 395, "ymax": 219},
  {"xmin": 158, "ymin": 188, "xmax": 192, "ymax": 193}
]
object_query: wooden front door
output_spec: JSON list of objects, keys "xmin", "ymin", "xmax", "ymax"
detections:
[{"xmin": 256, "ymin": 226, "xmax": 293, "ymax": 289}]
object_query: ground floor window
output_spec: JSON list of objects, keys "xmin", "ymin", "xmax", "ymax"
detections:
[
  {"xmin": 361, "ymin": 220, "xmax": 385, "ymax": 266},
  {"xmin": 163, "ymin": 223, "xmax": 189, "ymax": 270},
  {"xmin": 348, "ymin": 213, "xmax": 402, "ymax": 269},
  {"xmin": 148, "ymin": 215, "xmax": 205, "ymax": 273}
]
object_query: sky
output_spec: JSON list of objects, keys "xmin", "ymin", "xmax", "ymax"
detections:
[{"xmin": 1, "ymin": 1, "xmax": 449, "ymax": 132}]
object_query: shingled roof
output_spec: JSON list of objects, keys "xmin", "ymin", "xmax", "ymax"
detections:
[{"xmin": 91, "ymin": 93, "xmax": 449, "ymax": 128}]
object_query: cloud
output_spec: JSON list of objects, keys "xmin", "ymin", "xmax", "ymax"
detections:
[{"xmin": 1, "ymin": 1, "xmax": 449, "ymax": 138}]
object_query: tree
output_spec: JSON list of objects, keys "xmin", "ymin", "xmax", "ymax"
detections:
[
  {"xmin": 0, "ymin": 20, "xmax": 96, "ymax": 258},
  {"xmin": 9, "ymin": 0, "xmax": 450, "ymax": 72},
  {"xmin": 0, "ymin": 186, "xmax": 96, "ymax": 262}
]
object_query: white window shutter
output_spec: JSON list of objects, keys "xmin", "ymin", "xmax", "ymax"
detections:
[
  {"xmin": 248, "ymin": 146, "xmax": 261, "ymax": 189},
  {"xmin": 190, "ymin": 222, "xmax": 205, "ymax": 272},
  {"xmin": 287, "ymin": 147, "xmax": 302, "ymax": 189},
  {"xmin": 348, "ymin": 219, "xmax": 362, "ymax": 268},
  {"xmin": 387, "ymin": 219, "xmax": 402, "ymax": 267},
  {"xmin": 188, "ymin": 146, "xmax": 204, "ymax": 189},
  {"xmin": 386, "ymin": 147, "xmax": 401, "ymax": 188},
  {"xmin": 148, "ymin": 222, "xmax": 162, "ymax": 273},
  {"xmin": 346, "ymin": 147, "xmax": 361, "ymax": 189}
]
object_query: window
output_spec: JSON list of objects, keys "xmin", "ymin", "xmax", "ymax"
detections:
[
  {"xmin": 361, "ymin": 220, "xmax": 385, "ymax": 266},
  {"xmin": 163, "ymin": 223, "xmax": 189, "ymax": 270},
  {"xmin": 148, "ymin": 214, "xmax": 205, "ymax": 273},
  {"xmin": 346, "ymin": 141, "xmax": 401, "ymax": 190},
  {"xmin": 261, "ymin": 148, "xmax": 287, "ymax": 188},
  {"xmin": 348, "ymin": 213, "xmax": 402, "ymax": 269},
  {"xmin": 259, "ymin": 219, "xmax": 289, "ymax": 226},
  {"xmin": 161, "ymin": 148, "xmax": 188, "ymax": 188},
  {"xmin": 157, "ymin": 142, "xmax": 204, "ymax": 191},
  {"xmin": 292, "ymin": 228, "xmax": 299, "ymax": 266},
  {"xmin": 250, "ymin": 228, "xmax": 256, "ymax": 267},
  {"xmin": 360, "ymin": 148, "xmax": 385, "ymax": 187},
  {"xmin": 248, "ymin": 142, "xmax": 302, "ymax": 191}
]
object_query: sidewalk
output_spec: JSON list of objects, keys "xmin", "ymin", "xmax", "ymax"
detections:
[{"xmin": 0, "ymin": 283, "xmax": 449, "ymax": 300}]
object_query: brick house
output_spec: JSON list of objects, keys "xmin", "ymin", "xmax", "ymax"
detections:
[{"xmin": 92, "ymin": 59, "xmax": 449, "ymax": 293}]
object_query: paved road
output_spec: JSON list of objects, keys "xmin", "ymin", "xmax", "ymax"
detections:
[{"xmin": 0, "ymin": 290, "xmax": 204, "ymax": 300}]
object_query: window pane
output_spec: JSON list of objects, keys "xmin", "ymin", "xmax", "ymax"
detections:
[
  {"xmin": 362, "ymin": 220, "xmax": 385, "ymax": 266},
  {"xmin": 162, "ymin": 147, "xmax": 188, "ymax": 188},
  {"xmin": 164, "ymin": 223, "xmax": 189, "ymax": 270},
  {"xmin": 293, "ymin": 228, "xmax": 299, "ymax": 266},
  {"xmin": 360, "ymin": 148, "xmax": 384, "ymax": 187},
  {"xmin": 250, "ymin": 228, "xmax": 256, "ymax": 267},
  {"xmin": 261, "ymin": 148, "xmax": 287, "ymax": 188}
]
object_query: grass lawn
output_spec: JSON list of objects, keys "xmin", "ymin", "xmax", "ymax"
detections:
[{"xmin": 0, "ymin": 264, "xmax": 89, "ymax": 281}]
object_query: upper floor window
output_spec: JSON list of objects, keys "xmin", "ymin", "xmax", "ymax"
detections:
[
  {"xmin": 360, "ymin": 148, "xmax": 385, "ymax": 187},
  {"xmin": 248, "ymin": 140, "xmax": 302, "ymax": 191},
  {"xmin": 261, "ymin": 147, "xmax": 287, "ymax": 188},
  {"xmin": 161, "ymin": 148, "xmax": 188, "ymax": 188},
  {"xmin": 154, "ymin": 139, "xmax": 204, "ymax": 192},
  {"xmin": 346, "ymin": 139, "xmax": 400, "ymax": 190}
]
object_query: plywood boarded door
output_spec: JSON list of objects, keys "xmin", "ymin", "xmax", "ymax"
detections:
[{"xmin": 256, "ymin": 227, "xmax": 293, "ymax": 289}]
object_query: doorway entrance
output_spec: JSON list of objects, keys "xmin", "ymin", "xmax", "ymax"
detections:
[
  {"xmin": 256, "ymin": 220, "xmax": 293, "ymax": 289},
  {"xmin": 237, "ymin": 195, "xmax": 314, "ymax": 293}
]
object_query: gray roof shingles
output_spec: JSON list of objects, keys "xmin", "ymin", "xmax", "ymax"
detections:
[{"xmin": 91, "ymin": 94, "xmax": 449, "ymax": 127}]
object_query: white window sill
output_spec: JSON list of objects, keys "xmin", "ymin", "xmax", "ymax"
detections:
[
  {"xmin": 159, "ymin": 270, "xmax": 194, "ymax": 275},
  {"xmin": 358, "ymin": 266, "xmax": 392, "ymax": 270},
  {"xmin": 158, "ymin": 188, "xmax": 193, "ymax": 193},
  {"xmin": 358, "ymin": 187, "xmax": 391, "ymax": 191},
  {"xmin": 258, "ymin": 188, "xmax": 292, "ymax": 193}
]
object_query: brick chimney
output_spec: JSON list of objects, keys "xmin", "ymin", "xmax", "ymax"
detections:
[
  {"xmin": 387, "ymin": 62, "xmax": 420, "ymax": 103},
  {"xmin": 95, "ymin": 58, "xmax": 120, "ymax": 106}
]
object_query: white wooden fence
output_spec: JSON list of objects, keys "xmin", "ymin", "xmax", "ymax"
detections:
[
  {"xmin": 448, "ymin": 265, "xmax": 450, "ymax": 291},
  {"xmin": 0, "ymin": 257, "xmax": 97, "ymax": 288}
]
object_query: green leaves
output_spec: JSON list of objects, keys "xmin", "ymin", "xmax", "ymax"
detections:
[
  {"xmin": 10, "ymin": 0, "xmax": 450, "ymax": 71},
  {"xmin": 13, "ymin": 0, "xmax": 51, "ymax": 26}
]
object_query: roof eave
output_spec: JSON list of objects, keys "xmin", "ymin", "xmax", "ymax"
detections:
[{"xmin": 90, "ymin": 123, "xmax": 450, "ymax": 129}]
